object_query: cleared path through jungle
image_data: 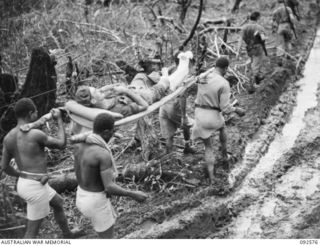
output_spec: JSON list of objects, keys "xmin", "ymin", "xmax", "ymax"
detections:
[{"xmin": 124, "ymin": 28, "xmax": 320, "ymax": 239}]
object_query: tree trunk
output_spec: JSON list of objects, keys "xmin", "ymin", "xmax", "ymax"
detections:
[
  {"xmin": 20, "ymin": 47, "xmax": 57, "ymax": 117},
  {"xmin": 135, "ymin": 117, "xmax": 159, "ymax": 161},
  {"xmin": 178, "ymin": 0, "xmax": 192, "ymax": 24},
  {"xmin": 231, "ymin": 0, "xmax": 242, "ymax": 13}
]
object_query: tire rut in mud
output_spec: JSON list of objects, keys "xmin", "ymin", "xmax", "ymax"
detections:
[
  {"xmin": 221, "ymin": 102, "xmax": 320, "ymax": 239},
  {"xmin": 120, "ymin": 3, "xmax": 320, "ymax": 238}
]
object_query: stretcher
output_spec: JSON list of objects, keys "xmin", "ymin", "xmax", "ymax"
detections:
[
  {"xmin": 66, "ymin": 75, "xmax": 197, "ymax": 133},
  {"xmin": 65, "ymin": 51, "xmax": 197, "ymax": 133},
  {"xmin": 21, "ymin": 51, "xmax": 215, "ymax": 134}
]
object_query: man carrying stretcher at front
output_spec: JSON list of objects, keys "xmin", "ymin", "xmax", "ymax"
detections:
[{"xmin": 74, "ymin": 51, "xmax": 194, "ymax": 117}]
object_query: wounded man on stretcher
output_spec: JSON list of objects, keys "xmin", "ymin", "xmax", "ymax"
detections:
[
  {"xmin": 74, "ymin": 51, "xmax": 193, "ymax": 117},
  {"xmin": 19, "ymin": 51, "xmax": 193, "ymax": 132}
]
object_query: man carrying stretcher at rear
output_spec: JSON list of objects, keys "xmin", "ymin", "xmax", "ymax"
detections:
[
  {"xmin": 74, "ymin": 51, "xmax": 193, "ymax": 117},
  {"xmin": 0, "ymin": 98, "xmax": 83, "ymax": 238}
]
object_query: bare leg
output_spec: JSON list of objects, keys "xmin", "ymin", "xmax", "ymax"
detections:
[
  {"xmin": 24, "ymin": 219, "xmax": 43, "ymax": 238},
  {"xmin": 203, "ymin": 137, "xmax": 216, "ymax": 183},
  {"xmin": 49, "ymin": 194, "xmax": 72, "ymax": 237},
  {"xmin": 219, "ymin": 127, "xmax": 229, "ymax": 171},
  {"xmin": 219, "ymin": 127, "xmax": 228, "ymax": 159},
  {"xmin": 50, "ymin": 195, "xmax": 84, "ymax": 238},
  {"xmin": 183, "ymin": 127, "xmax": 196, "ymax": 154},
  {"xmin": 247, "ymin": 56, "xmax": 256, "ymax": 93},
  {"xmin": 183, "ymin": 126, "xmax": 190, "ymax": 141},
  {"xmin": 97, "ymin": 226, "xmax": 114, "ymax": 239}
]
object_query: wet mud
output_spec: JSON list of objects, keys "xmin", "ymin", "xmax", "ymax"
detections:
[{"xmin": 119, "ymin": 1, "xmax": 320, "ymax": 239}]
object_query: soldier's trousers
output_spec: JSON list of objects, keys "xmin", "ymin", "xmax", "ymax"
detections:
[{"xmin": 276, "ymin": 23, "xmax": 293, "ymax": 56}]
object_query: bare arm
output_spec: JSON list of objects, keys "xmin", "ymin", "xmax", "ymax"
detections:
[
  {"xmin": 99, "ymin": 153, "xmax": 147, "ymax": 202},
  {"xmin": 115, "ymin": 86, "xmax": 149, "ymax": 111},
  {"xmin": 53, "ymin": 115, "xmax": 66, "ymax": 149},
  {"xmin": 35, "ymin": 109, "xmax": 66, "ymax": 149},
  {"xmin": 219, "ymin": 84, "xmax": 245, "ymax": 117},
  {"xmin": 1, "ymin": 143, "xmax": 20, "ymax": 178},
  {"xmin": 99, "ymin": 84, "xmax": 118, "ymax": 92},
  {"xmin": 20, "ymin": 113, "xmax": 52, "ymax": 132},
  {"xmin": 219, "ymin": 83, "xmax": 235, "ymax": 115}
]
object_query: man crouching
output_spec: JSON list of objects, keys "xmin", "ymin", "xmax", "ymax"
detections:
[{"xmin": 72, "ymin": 113, "xmax": 148, "ymax": 238}]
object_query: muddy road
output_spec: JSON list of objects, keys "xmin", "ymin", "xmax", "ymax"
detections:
[
  {"xmin": 123, "ymin": 13, "xmax": 320, "ymax": 240},
  {"xmin": 120, "ymin": 29, "xmax": 320, "ymax": 239},
  {"xmin": 217, "ymin": 28, "xmax": 320, "ymax": 239}
]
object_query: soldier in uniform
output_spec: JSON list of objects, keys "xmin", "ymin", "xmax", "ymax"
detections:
[
  {"xmin": 236, "ymin": 11, "xmax": 266, "ymax": 93},
  {"xmin": 272, "ymin": 0, "xmax": 296, "ymax": 58}
]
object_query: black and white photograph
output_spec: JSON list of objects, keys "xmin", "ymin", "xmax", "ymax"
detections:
[{"xmin": 0, "ymin": 0, "xmax": 320, "ymax": 242}]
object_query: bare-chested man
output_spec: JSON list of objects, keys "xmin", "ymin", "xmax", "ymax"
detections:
[
  {"xmin": 0, "ymin": 98, "xmax": 82, "ymax": 238},
  {"xmin": 72, "ymin": 113, "xmax": 148, "ymax": 238}
]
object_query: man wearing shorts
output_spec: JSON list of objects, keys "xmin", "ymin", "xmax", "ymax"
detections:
[
  {"xmin": 159, "ymin": 53, "xmax": 195, "ymax": 154},
  {"xmin": 192, "ymin": 57, "xmax": 245, "ymax": 183},
  {"xmin": 72, "ymin": 113, "xmax": 148, "ymax": 238},
  {"xmin": 0, "ymin": 98, "xmax": 82, "ymax": 238}
]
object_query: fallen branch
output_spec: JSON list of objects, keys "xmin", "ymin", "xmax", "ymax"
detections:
[
  {"xmin": 214, "ymin": 33, "xmax": 220, "ymax": 57},
  {"xmin": 229, "ymin": 66, "xmax": 249, "ymax": 83},
  {"xmin": 206, "ymin": 47, "xmax": 219, "ymax": 57},
  {"xmin": 114, "ymin": 139, "xmax": 135, "ymax": 160},
  {"xmin": 57, "ymin": 19, "xmax": 124, "ymax": 44},
  {"xmin": 168, "ymin": 181, "xmax": 196, "ymax": 188},
  {"xmin": 277, "ymin": 47, "xmax": 301, "ymax": 62},
  {"xmin": 49, "ymin": 167, "xmax": 74, "ymax": 175},
  {"xmin": 217, "ymin": 36, "xmax": 237, "ymax": 55},
  {"xmin": 157, "ymin": 16, "xmax": 185, "ymax": 33},
  {"xmin": 199, "ymin": 26, "xmax": 242, "ymax": 36},
  {"xmin": 228, "ymin": 68, "xmax": 247, "ymax": 93},
  {"xmin": 202, "ymin": 17, "xmax": 230, "ymax": 25}
]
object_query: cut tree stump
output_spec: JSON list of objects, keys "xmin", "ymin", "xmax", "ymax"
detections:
[{"xmin": 135, "ymin": 116, "xmax": 160, "ymax": 161}]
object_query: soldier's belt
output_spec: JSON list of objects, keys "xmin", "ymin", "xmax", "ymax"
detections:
[
  {"xmin": 195, "ymin": 104, "xmax": 221, "ymax": 112},
  {"xmin": 20, "ymin": 172, "xmax": 49, "ymax": 185}
]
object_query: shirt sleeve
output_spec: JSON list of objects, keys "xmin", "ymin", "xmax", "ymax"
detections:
[{"xmin": 219, "ymin": 82, "xmax": 234, "ymax": 114}]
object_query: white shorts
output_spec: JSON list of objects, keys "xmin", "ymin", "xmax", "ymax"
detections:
[
  {"xmin": 17, "ymin": 177, "xmax": 56, "ymax": 221},
  {"xmin": 76, "ymin": 186, "xmax": 117, "ymax": 232}
]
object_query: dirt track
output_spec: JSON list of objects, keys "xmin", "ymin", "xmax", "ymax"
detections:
[
  {"xmin": 120, "ymin": 32, "xmax": 320, "ymax": 239},
  {"xmin": 119, "ymin": 1, "xmax": 320, "ymax": 239},
  {"xmin": 222, "ymin": 30, "xmax": 320, "ymax": 239}
]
